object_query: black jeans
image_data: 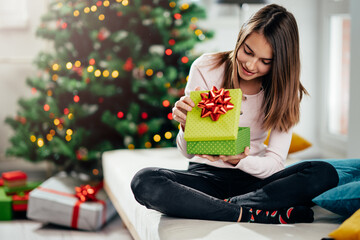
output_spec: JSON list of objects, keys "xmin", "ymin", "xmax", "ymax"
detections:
[{"xmin": 131, "ymin": 161, "xmax": 338, "ymax": 222}]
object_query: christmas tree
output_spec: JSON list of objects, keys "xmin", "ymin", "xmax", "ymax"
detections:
[{"xmin": 5, "ymin": 0, "xmax": 213, "ymax": 178}]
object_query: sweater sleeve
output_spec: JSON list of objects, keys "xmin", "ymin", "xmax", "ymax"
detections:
[{"xmin": 235, "ymin": 127, "xmax": 293, "ymax": 179}]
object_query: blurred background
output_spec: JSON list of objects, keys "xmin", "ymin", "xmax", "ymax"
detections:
[{"xmin": 0, "ymin": 0, "xmax": 359, "ymax": 177}]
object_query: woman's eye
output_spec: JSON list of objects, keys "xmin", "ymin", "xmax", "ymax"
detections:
[
  {"xmin": 262, "ymin": 60, "xmax": 272, "ymax": 65},
  {"xmin": 243, "ymin": 48, "xmax": 251, "ymax": 55}
]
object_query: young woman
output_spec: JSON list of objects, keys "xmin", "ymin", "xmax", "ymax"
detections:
[{"xmin": 131, "ymin": 4, "xmax": 339, "ymax": 224}]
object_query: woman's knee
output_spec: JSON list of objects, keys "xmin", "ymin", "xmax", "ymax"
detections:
[
  {"xmin": 308, "ymin": 161, "xmax": 339, "ymax": 191},
  {"xmin": 131, "ymin": 167, "xmax": 158, "ymax": 197}
]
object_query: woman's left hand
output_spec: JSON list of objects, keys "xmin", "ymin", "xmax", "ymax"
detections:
[{"xmin": 197, "ymin": 147, "xmax": 250, "ymax": 166}]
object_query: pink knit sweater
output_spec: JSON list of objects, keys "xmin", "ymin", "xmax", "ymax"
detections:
[{"xmin": 176, "ymin": 53, "xmax": 293, "ymax": 179}]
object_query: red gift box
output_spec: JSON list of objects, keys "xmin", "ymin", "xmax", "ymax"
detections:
[
  {"xmin": 2, "ymin": 171, "xmax": 27, "ymax": 188},
  {"xmin": 12, "ymin": 193, "xmax": 29, "ymax": 211}
]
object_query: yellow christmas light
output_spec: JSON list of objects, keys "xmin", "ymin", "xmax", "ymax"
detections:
[
  {"xmin": 58, "ymin": 124, "xmax": 64, "ymax": 131},
  {"xmin": 84, "ymin": 7, "xmax": 90, "ymax": 13},
  {"xmin": 65, "ymin": 135, "xmax": 71, "ymax": 141},
  {"xmin": 191, "ymin": 17, "xmax": 198, "ymax": 23},
  {"xmin": 57, "ymin": 2, "xmax": 63, "ymax": 8},
  {"xmin": 73, "ymin": 10, "xmax": 80, "ymax": 17},
  {"xmin": 112, "ymin": 70, "xmax": 119, "ymax": 78},
  {"xmin": 54, "ymin": 119, "xmax": 60, "ymax": 126},
  {"xmin": 93, "ymin": 169, "xmax": 99, "ymax": 175},
  {"xmin": 74, "ymin": 60, "xmax": 81, "ymax": 67},
  {"xmin": 50, "ymin": 129, "xmax": 56, "ymax": 136},
  {"xmin": 52, "ymin": 74, "xmax": 58, "ymax": 81},
  {"xmin": 103, "ymin": 1, "xmax": 110, "ymax": 7},
  {"xmin": 30, "ymin": 135, "xmax": 36, "ymax": 142},
  {"xmin": 181, "ymin": 3, "xmax": 189, "ymax": 10},
  {"xmin": 165, "ymin": 132, "xmax": 172, "ymax": 139},
  {"xmin": 47, "ymin": 90, "xmax": 53, "ymax": 96},
  {"xmin": 146, "ymin": 69, "xmax": 153, "ymax": 76},
  {"xmin": 145, "ymin": 142, "xmax": 152, "ymax": 148},
  {"xmin": 94, "ymin": 69, "xmax": 101, "ymax": 77},
  {"xmin": 68, "ymin": 113, "xmax": 74, "ymax": 120},
  {"xmin": 87, "ymin": 66, "xmax": 94, "ymax": 72},
  {"xmin": 169, "ymin": 2, "xmax": 176, "ymax": 8},
  {"xmin": 186, "ymin": 75, "xmax": 189, "ymax": 81},
  {"xmin": 99, "ymin": 14, "xmax": 105, "ymax": 21},
  {"xmin": 91, "ymin": 5, "xmax": 97, "ymax": 12},
  {"xmin": 103, "ymin": 70, "xmax": 110, "ymax": 77},
  {"xmin": 116, "ymin": 0, "xmax": 122, "ymax": 2},
  {"xmin": 37, "ymin": 138, "xmax": 44, "ymax": 147},
  {"xmin": 153, "ymin": 134, "xmax": 161, "ymax": 142},
  {"xmin": 122, "ymin": 0, "xmax": 129, "ymax": 6},
  {"xmin": 52, "ymin": 63, "xmax": 60, "ymax": 71},
  {"xmin": 66, "ymin": 129, "xmax": 73, "ymax": 135},
  {"xmin": 178, "ymin": 124, "xmax": 181, "ymax": 130},
  {"xmin": 128, "ymin": 144, "xmax": 135, "ymax": 149},
  {"xmin": 66, "ymin": 62, "xmax": 73, "ymax": 69},
  {"xmin": 164, "ymin": 82, "xmax": 170, "ymax": 88},
  {"xmin": 195, "ymin": 29, "xmax": 203, "ymax": 36},
  {"xmin": 46, "ymin": 134, "xmax": 53, "ymax": 141}
]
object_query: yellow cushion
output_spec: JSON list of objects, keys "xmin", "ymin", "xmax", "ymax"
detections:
[
  {"xmin": 264, "ymin": 132, "xmax": 312, "ymax": 154},
  {"xmin": 329, "ymin": 208, "xmax": 360, "ymax": 240}
]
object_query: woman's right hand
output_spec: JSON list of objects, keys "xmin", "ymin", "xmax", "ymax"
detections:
[{"xmin": 172, "ymin": 87, "xmax": 200, "ymax": 131}]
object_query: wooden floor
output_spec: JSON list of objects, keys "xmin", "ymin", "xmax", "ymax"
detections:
[{"xmin": 0, "ymin": 214, "xmax": 133, "ymax": 240}]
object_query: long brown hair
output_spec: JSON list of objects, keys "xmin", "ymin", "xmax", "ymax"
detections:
[{"xmin": 212, "ymin": 4, "xmax": 308, "ymax": 132}]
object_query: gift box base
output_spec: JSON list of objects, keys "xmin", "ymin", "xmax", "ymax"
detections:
[
  {"xmin": 186, "ymin": 127, "xmax": 250, "ymax": 155},
  {"xmin": 0, "ymin": 188, "xmax": 13, "ymax": 221}
]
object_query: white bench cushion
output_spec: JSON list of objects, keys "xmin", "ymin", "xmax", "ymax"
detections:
[{"xmin": 102, "ymin": 148, "xmax": 343, "ymax": 240}]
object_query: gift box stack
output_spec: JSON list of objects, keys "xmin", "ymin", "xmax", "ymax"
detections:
[
  {"xmin": 0, "ymin": 171, "xmax": 40, "ymax": 221},
  {"xmin": 184, "ymin": 87, "xmax": 250, "ymax": 155},
  {"xmin": 27, "ymin": 174, "xmax": 117, "ymax": 231}
]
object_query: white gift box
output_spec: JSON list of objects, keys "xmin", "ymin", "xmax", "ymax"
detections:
[{"xmin": 27, "ymin": 175, "xmax": 117, "ymax": 231}]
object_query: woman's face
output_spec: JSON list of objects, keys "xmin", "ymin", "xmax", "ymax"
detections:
[{"xmin": 236, "ymin": 32, "xmax": 273, "ymax": 82}]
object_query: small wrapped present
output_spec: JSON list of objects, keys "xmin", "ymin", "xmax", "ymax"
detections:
[
  {"xmin": 12, "ymin": 192, "xmax": 29, "ymax": 212},
  {"xmin": 0, "ymin": 187, "xmax": 12, "ymax": 221},
  {"xmin": 184, "ymin": 87, "xmax": 250, "ymax": 155},
  {"xmin": 4, "ymin": 181, "xmax": 41, "ymax": 194},
  {"xmin": 2, "ymin": 171, "xmax": 27, "ymax": 188},
  {"xmin": 187, "ymin": 127, "xmax": 250, "ymax": 155},
  {"xmin": 27, "ymin": 175, "xmax": 117, "ymax": 231}
]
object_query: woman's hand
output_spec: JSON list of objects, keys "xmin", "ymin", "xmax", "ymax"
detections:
[
  {"xmin": 197, "ymin": 147, "xmax": 250, "ymax": 166},
  {"xmin": 172, "ymin": 87, "xmax": 200, "ymax": 130}
]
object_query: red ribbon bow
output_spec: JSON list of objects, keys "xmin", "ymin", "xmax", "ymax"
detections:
[
  {"xmin": 197, "ymin": 86, "xmax": 234, "ymax": 121},
  {"xmin": 75, "ymin": 184, "xmax": 100, "ymax": 202}
]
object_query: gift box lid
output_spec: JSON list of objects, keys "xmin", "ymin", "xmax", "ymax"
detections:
[
  {"xmin": 2, "ymin": 171, "xmax": 27, "ymax": 181},
  {"xmin": 184, "ymin": 88, "xmax": 242, "ymax": 141},
  {"xmin": 0, "ymin": 178, "xmax": 3, "ymax": 186}
]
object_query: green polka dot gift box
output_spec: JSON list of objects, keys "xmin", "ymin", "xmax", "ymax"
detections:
[{"xmin": 184, "ymin": 88, "xmax": 250, "ymax": 155}]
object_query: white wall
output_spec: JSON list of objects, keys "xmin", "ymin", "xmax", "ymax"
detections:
[
  {"xmin": 0, "ymin": 1, "xmax": 48, "ymax": 162},
  {"xmin": 347, "ymin": 0, "xmax": 360, "ymax": 157}
]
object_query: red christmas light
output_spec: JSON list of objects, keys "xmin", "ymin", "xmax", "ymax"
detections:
[
  {"xmin": 168, "ymin": 39, "xmax": 176, "ymax": 46},
  {"xmin": 162, "ymin": 100, "xmax": 170, "ymax": 107},
  {"xmin": 61, "ymin": 22, "xmax": 68, "ymax": 29},
  {"xmin": 117, "ymin": 111, "xmax": 124, "ymax": 118},
  {"xmin": 44, "ymin": 104, "xmax": 50, "ymax": 111},
  {"xmin": 167, "ymin": 113, "xmax": 173, "ymax": 120},
  {"xmin": 64, "ymin": 108, "xmax": 70, "ymax": 115},
  {"xmin": 89, "ymin": 58, "xmax": 95, "ymax": 65},
  {"xmin": 74, "ymin": 95, "xmax": 80, "ymax": 103},
  {"xmin": 96, "ymin": 1, "xmax": 102, "ymax": 7},
  {"xmin": 31, "ymin": 88, "xmax": 37, "ymax": 94},
  {"xmin": 137, "ymin": 123, "xmax": 149, "ymax": 135},
  {"xmin": 123, "ymin": 58, "xmax": 134, "ymax": 71},
  {"xmin": 174, "ymin": 13, "xmax": 182, "ymax": 20},
  {"xmin": 165, "ymin": 49, "xmax": 172, "ymax": 56},
  {"xmin": 181, "ymin": 56, "xmax": 189, "ymax": 64},
  {"xmin": 98, "ymin": 97, "xmax": 104, "ymax": 103},
  {"xmin": 141, "ymin": 112, "xmax": 148, "ymax": 119}
]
